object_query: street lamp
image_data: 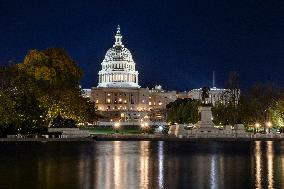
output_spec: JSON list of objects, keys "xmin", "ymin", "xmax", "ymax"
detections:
[
  {"xmin": 114, "ymin": 122, "xmax": 120, "ymax": 133},
  {"xmin": 255, "ymin": 123, "xmax": 260, "ymax": 134},
  {"xmin": 266, "ymin": 121, "xmax": 272, "ymax": 133},
  {"xmin": 141, "ymin": 122, "xmax": 149, "ymax": 133}
]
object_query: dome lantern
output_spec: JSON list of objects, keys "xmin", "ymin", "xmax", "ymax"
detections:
[{"xmin": 114, "ymin": 25, "xmax": 123, "ymax": 46}]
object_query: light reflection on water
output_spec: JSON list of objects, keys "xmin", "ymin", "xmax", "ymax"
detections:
[
  {"xmin": 0, "ymin": 141, "xmax": 284, "ymax": 189},
  {"xmin": 267, "ymin": 141, "xmax": 274, "ymax": 189},
  {"xmin": 255, "ymin": 141, "xmax": 262, "ymax": 189},
  {"xmin": 158, "ymin": 141, "xmax": 164, "ymax": 189},
  {"xmin": 210, "ymin": 154, "xmax": 217, "ymax": 189},
  {"xmin": 139, "ymin": 141, "xmax": 149, "ymax": 189}
]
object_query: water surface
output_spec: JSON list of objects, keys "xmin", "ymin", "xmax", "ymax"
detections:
[{"xmin": 0, "ymin": 141, "xmax": 283, "ymax": 189}]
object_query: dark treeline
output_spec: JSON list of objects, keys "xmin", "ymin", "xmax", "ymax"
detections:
[
  {"xmin": 167, "ymin": 72, "xmax": 284, "ymax": 130},
  {"xmin": 0, "ymin": 48, "xmax": 97, "ymax": 137},
  {"xmin": 166, "ymin": 98, "xmax": 200, "ymax": 124}
]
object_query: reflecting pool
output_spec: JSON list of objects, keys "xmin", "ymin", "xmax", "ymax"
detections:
[{"xmin": 0, "ymin": 141, "xmax": 284, "ymax": 189}]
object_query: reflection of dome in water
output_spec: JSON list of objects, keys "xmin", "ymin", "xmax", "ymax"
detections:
[{"xmin": 98, "ymin": 25, "xmax": 140, "ymax": 88}]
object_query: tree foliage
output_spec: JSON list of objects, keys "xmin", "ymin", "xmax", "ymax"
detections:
[
  {"xmin": 213, "ymin": 83, "xmax": 282, "ymax": 128},
  {"xmin": 0, "ymin": 48, "xmax": 96, "ymax": 136},
  {"xmin": 270, "ymin": 93, "xmax": 284, "ymax": 127},
  {"xmin": 166, "ymin": 99, "xmax": 200, "ymax": 124}
]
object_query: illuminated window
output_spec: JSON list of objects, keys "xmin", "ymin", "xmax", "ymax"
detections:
[
  {"xmin": 158, "ymin": 102, "xmax": 162, "ymax": 106},
  {"xmin": 107, "ymin": 99, "xmax": 111, "ymax": 103},
  {"xmin": 95, "ymin": 100, "xmax": 99, "ymax": 103},
  {"xmin": 149, "ymin": 102, "xmax": 152, "ymax": 105},
  {"xmin": 107, "ymin": 93, "xmax": 111, "ymax": 96}
]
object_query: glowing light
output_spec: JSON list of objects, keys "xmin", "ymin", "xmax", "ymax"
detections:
[
  {"xmin": 114, "ymin": 122, "xmax": 120, "ymax": 128},
  {"xmin": 267, "ymin": 122, "xmax": 272, "ymax": 127},
  {"xmin": 255, "ymin": 123, "xmax": 260, "ymax": 128}
]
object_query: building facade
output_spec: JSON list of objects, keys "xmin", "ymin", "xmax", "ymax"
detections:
[
  {"xmin": 148, "ymin": 85, "xmax": 177, "ymax": 121},
  {"xmin": 188, "ymin": 87, "xmax": 240, "ymax": 106},
  {"xmin": 85, "ymin": 26, "xmax": 238, "ymax": 122},
  {"xmin": 89, "ymin": 26, "xmax": 176, "ymax": 121}
]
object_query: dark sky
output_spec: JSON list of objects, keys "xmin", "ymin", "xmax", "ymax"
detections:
[{"xmin": 0, "ymin": 0, "xmax": 284, "ymax": 91}]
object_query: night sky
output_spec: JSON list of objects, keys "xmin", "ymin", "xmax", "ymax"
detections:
[{"xmin": 0, "ymin": 0, "xmax": 283, "ymax": 91}]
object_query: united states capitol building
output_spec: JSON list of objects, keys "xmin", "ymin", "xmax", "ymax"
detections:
[{"xmin": 83, "ymin": 26, "xmax": 236, "ymax": 122}]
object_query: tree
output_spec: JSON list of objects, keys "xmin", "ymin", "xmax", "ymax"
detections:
[
  {"xmin": 166, "ymin": 99, "xmax": 200, "ymax": 124},
  {"xmin": 245, "ymin": 83, "xmax": 280, "ymax": 127},
  {"xmin": 270, "ymin": 93, "xmax": 284, "ymax": 128},
  {"xmin": 18, "ymin": 48, "xmax": 96, "ymax": 125},
  {"xmin": 224, "ymin": 71, "xmax": 240, "ymax": 125},
  {"xmin": 0, "ymin": 48, "xmax": 97, "ymax": 136}
]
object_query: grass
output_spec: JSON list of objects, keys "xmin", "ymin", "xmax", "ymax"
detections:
[{"xmin": 82, "ymin": 127, "xmax": 141, "ymax": 135}]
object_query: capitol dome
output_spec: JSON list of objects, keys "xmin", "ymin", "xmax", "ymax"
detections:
[
  {"xmin": 104, "ymin": 45, "xmax": 133, "ymax": 62},
  {"xmin": 98, "ymin": 26, "xmax": 140, "ymax": 88}
]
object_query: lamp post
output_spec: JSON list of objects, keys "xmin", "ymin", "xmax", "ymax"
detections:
[
  {"xmin": 255, "ymin": 123, "xmax": 260, "ymax": 134},
  {"xmin": 266, "ymin": 121, "xmax": 272, "ymax": 133},
  {"xmin": 141, "ymin": 122, "xmax": 149, "ymax": 134},
  {"xmin": 114, "ymin": 122, "xmax": 120, "ymax": 133}
]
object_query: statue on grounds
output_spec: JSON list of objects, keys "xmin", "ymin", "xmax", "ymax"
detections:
[{"xmin": 201, "ymin": 86, "xmax": 210, "ymax": 105}]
